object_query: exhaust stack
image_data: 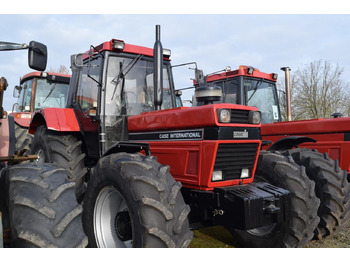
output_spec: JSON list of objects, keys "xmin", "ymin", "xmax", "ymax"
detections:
[
  {"xmin": 281, "ymin": 67, "xmax": 292, "ymax": 121},
  {"xmin": 153, "ymin": 25, "xmax": 163, "ymax": 110}
]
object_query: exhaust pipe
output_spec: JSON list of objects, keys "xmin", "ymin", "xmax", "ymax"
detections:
[
  {"xmin": 153, "ymin": 25, "xmax": 163, "ymax": 110},
  {"xmin": 281, "ymin": 67, "xmax": 292, "ymax": 121}
]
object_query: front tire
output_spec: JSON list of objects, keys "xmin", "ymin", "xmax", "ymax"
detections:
[
  {"xmin": 83, "ymin": 152, "xmax": 193, "ymax": 248},
  {"xmin": 7, "ymin": 163, "xmax": 88, "ymax": 247},
  {"xmin": 229, "ymin": 151, "xmax": 320, "ymax": 247}
]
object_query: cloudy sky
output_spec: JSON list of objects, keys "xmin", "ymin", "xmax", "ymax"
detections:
[{"xmin": 1, "ymin": 1, "xmax": 350, "ymax": 110}]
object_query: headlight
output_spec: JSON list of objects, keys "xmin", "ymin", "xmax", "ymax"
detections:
[
  {"xmin": 112, "ymin": 40, "xmax": 125, "ymax": 50},
  {"xmin": 240, "ymin": 168, "xmax": 250, "ymax": 178},
  {"xmin": 212, "ymin": 170, "xmax": 223, "ymax": 181},
  {"xmin": 249, "ymin": 111, "xmax": 261, "ymax": 124},
  {"xmin": 218, "ymin": 109, "xmax": 231, "ymax": 123}
]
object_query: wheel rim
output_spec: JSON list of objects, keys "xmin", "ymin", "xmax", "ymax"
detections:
[{"xmin": 93, "ymin": 186, "xmax": 132, "ymax": 248}]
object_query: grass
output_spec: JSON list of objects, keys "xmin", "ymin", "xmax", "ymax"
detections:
[
  {"xmin": 189, "ymin": 221, "xmax": 350, "ymax": 248},
  {"xmin": 189, "ymin": 226, "xmax": 237, "ymax": 248}
]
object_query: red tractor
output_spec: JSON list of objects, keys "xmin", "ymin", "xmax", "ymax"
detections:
[
  {"xmin": 28, "ymin": 25, "xmax": 320, "ymax": 248},
  {"xmin": 9, "ymin": 71, "xmax": 70, "ymax": 153},
  {"xmin": 193, "ymin": 65, "xmax": 350, "ymax": 240},
  {"xmin": 0, "ymin": 41, "xmax": 87, "ymax": 248}
]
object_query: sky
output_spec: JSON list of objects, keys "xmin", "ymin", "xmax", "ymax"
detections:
[{"xmin": 1, "ymin": 1, "xmax": 350, "ymax": 111}]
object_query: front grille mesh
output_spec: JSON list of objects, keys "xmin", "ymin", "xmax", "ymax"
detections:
[
  {"xmin": 230, "ymin": 109, "xmax": 250, "ymax": 124},
  {"xmin": 213, "ymin": 143, "xmax": 259, "ymax": 181}
]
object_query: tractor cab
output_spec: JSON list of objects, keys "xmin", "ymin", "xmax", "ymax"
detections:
[
  {"xmin": 66, "ymin": 38, "xmax": 177, "ymax": 155},
  {"xmin": 13, "ymin": 72, "xmax": 70, "ymax": 113},
  {"xmin": 193, "ymin": 66, "xmax": 281, "ymax": 124}
]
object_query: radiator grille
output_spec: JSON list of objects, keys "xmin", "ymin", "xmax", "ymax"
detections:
[
  {"xmin": 213, "ymin": 143, "xmax": 259, "ymax": 181},
  {"xmin": 230, "ymin": 109, "xmax": 250, "ymax": 124}
]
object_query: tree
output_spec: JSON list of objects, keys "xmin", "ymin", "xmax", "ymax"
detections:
[
  {"xmin": 278, "ymin": 60, "xmax": 350, "ymax": 120},
  {"xmin": 49, "ymin": 65, "xmax": 71, "ymax": 75}
]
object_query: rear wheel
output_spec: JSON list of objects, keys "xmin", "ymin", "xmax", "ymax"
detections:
[
  {"xmin": 30, "ymin": 125, "xmax": 87, "ymax": 198},
  {"xmin": 229, "ymin": 151, "xmax": 320, "ymax": 247},
  {"xmin": 14, "ymin": 123, "xmax": 33, "ymax": 154},
  {"xmin": 285, "ymin": 148, "xmax": 350, "ymax": 239},
  {"xmin": 7, "ymin": 163, "xmax": 88, "ymax": 247},
  {"xmin": 83, "ymin": 152, "xmax": 193, "ymax": 248}
]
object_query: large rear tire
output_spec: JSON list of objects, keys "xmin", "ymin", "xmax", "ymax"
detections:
[
  {"xmin": 285, "ymin": 148, "xmax": 350, "ymax": 239},
  {"xmin": 30, "ymin": 125, "xmax": 87, "ymax": 198},
  {"xmin": 14, "ymin": 123, "xmax": 33, "ymax": 154},
  {"xmin": 229, "ymin": 151, "xmax": 320, "ymax": 247},
  {"xmin": 7, "ymin": 163, "xmax": 88, "ymax": 247},
  {"xmin": 83, "ymin": 152, "xmax": 193, "ymax": 248}
]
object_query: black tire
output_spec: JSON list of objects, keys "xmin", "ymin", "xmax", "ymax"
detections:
[
  {"xmin": 14, "ymin": 123, "xmax": 33, "ymax": 154},
  {"xmin": 30, "ymin": 125, "xmax": 87, "ymax": 198},
  {"xmin": 229, "ymin": 151, "xmax": 320, "ymax": 247},
  {"xmin": 285, "ymin": 148, "xmax": 350, "ymax": 240},
  {"xmin": 7, "ymin": 163, "xmax": 88, "ymax": 247},
  {"xmin": 83, "ymin": 152, "xmax": 193, "ymax": 248}
]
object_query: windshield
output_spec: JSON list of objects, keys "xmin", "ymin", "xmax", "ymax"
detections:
[
  {"xmin": 244, "ymin": 78, "xmax": 279, "ymax": 124},
  {"xmin": 104, "ymin": 55, "xmax": 174, "ymax": 150},
  {"xmin": 34, "ymin": 79, "xmax": 69, "ymax": 110},
  {"xmin": 105, "ymin": 56, "xmax": 173, "ymax": 117},
  {"xmin": 193, "ymin": 78, "xmax": 238, "ymax": 106}
]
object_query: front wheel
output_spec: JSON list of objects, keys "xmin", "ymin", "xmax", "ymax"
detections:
[
  {"xmin": 229, "ymin": 151, "xmax": 320, "ymax": 248},
  {"xmin": 7, "ymin": 163, "xmax": 88, "ymax": 247},
  {"xmin": 83, "ymin": 152, "xmax": 193, "ymax": 248}
]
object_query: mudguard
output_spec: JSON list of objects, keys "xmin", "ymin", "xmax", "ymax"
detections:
[
  {"xmin": 268, "ymin": 136, "xmax": 316, "ymax": 152},
  {"xmin": 28, "ymin": 108, "xmax": 80, "ymax": 134},
  {"xmin": 102, "ymin": 142, "xmax": 151, "ymax": 157}
]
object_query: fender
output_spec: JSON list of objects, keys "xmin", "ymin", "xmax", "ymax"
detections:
[
  {"xmin": 102, "ymin": 142, "xmax": 151, "ymax": 158},
  {"xmin": 268, "ymin": 136, "xmax": 316, "ymax": 152},
  {"xmin": 29, "ymin": 108, "xmax": 80, "ymax": 134},
  {"xmin": 8, "ymin": 112, "xmax": 33, "ymax": 128}
]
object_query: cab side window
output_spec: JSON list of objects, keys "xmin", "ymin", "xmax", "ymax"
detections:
[{"xmin": 76, "ymin": 57, "xmax": 101, "ymax": 115}]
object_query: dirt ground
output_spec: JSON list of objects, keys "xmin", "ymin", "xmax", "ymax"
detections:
[
  {"xmin": 190, "ymin": 220, "xmax": 350, "ymax": 248},
  {"xmin": 305, "ymin": 220, "xmax": 350, "ymax": 248}
]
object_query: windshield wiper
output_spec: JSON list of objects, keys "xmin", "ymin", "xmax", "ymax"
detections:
[
  {"xmin": 111, "ymin": 54, "xmax": 143, "ymax": 100},
  {"xmin": 246, "ymin": 80, "xmax": 263, "ymax": 103},
  {"xmin": 42, "ymin": 83, "xmax": 57, "ymax": 103}
]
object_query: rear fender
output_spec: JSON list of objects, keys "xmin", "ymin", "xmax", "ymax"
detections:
[
  {"xmin": 29, "ymin": 108, "xmax": 80, "ymax": 134},
  {"xmin": 268, "ymin": 136, "xmax": 316, "ymax": 152},
  {"xmin": 102, "ymin": 142, "xmax": 151, "ymax": 158}
]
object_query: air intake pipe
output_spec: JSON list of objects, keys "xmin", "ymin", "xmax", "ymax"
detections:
[
  {"xmin": 281, "ymin": 67, "xmax": 292, "ymax": 121},
  {"xmin": 153, "ymin": 25, "xmax": 163, "ymax": 110}
]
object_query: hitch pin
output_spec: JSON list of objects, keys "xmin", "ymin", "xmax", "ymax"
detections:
[{"xmin": 213, "ymin": 209, "xmax": 224, "ymax": 216}]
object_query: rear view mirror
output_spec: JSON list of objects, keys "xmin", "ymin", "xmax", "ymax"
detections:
[
  {"xmin": 28, "ymin": 41, "xmax": 47, "ymax": 71},
  {"xmin": 13, "ymin": 85, "xmax": 22, "ymax": 98},
  {"xmin": 195, "ymin": 69, "xmax": 206, "ymax": 86},
  {"xmin": 0, "ymin": 40, "xmax": 47, "ymax": 71},
  {"xmin": 71, "ymin": 54, "xmax": 84, "ymax": 71}
]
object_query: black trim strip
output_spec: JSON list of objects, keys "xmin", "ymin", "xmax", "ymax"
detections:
[
  {"xmin": 129, "ymin": 127, "xmax": 261, "ymax": 141},
  {"xmin": 129, "ymin": 129, "xmax": 204, "ymax": 141},
  {"xmin": 8, "ymin": 115, "xmax": 15, "ymax": 156},
  {"xmin": 204, "ymin": 127, "xmax": 260, "ymax": 140}
]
